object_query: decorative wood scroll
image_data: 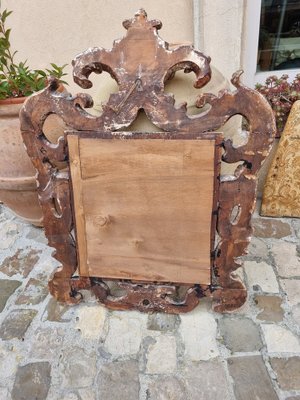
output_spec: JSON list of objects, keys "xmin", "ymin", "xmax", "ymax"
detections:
[{"xmin": 20, "ymin": 9, "xmax": 276, "ymax": 313}]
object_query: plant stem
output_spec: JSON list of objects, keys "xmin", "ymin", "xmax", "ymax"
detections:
[{"xmin": 0, "ymin": 11, "xmax": 16, "ymax": 72}]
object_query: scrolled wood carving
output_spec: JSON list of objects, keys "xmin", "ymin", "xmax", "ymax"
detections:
[{"xmin": 20, "ymin": 9, "xmax": 276, "ymax": 313}]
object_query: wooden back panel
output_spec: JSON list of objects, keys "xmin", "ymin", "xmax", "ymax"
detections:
[{"xmin": 68, "ymin": 133, "xmax": 221, "ymax": 285}]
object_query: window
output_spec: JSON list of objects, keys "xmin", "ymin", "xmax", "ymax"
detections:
[
  {"xmin": 258, "ymin": 0, "xmax": 300, "ymax": 72},
  {"xmin": 243, "ymin": 0, "xmax": 300, "ymax": 87}
]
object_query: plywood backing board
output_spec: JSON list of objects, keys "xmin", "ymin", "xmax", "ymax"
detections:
[{"xmin": 68, "ymin": 134, "xmax": 220, "ymax": 285}]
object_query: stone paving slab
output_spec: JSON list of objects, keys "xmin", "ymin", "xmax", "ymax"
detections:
[
  {"xmin": 228, "ymin": 355, "xmax": 279, "ymax": 400},
  {"xmin": 0, "ymin": 280, "xmax": 21, "ymax": 313},
  {"xmin": 98, "ymin": 360, "xmax": 139, "ymax": 400},
  {"xmin": 0, "ymin": 309, "xmax": 37, "ymax": 340},
  {"xmin": 270, "ymin": 357, "xmax": 300, "ymax": 390},
  {"xmin": 255, "ymin": 295, "xmax": 284, "ymax": 322},
  {"xmin": 183, "ymin": 360, "xmax": 232, "ymax": 400},
  {"xmin": 218, "ymin": 316, "xmax": 263, "ymax": 352},
  {"xmin": 143, "ymin": 375, "xmax": 186, "ymax": 400},
  {"xmin": 0, "ymin": 204, "xmax": 299, "ymax": 400},
  {"xmin": 12, "ymin": 362, "xmax": 51, "ymax": 400}
]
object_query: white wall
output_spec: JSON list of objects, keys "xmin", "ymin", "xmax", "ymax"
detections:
[
  {"xmin": 3, "ymin": 0, "xmax": 251, "ymax": 91},
  {"xmin": 2, "ymin": 0, "xmax": 193, "ymax": 96},
  {"xmin": 195, "ymin": 0, "xmax": 245, "ymax": 83}
]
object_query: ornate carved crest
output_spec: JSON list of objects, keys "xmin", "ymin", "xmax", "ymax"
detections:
[{"xmin": 20, "ymin": 9, "xmax": 276, "ymax": 313}]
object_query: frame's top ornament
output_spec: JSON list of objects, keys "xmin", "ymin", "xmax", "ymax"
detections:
[
  {"xmin": 72, "ymin": 7, "xmax": 211, "ymax": 95},
  {"xmin": 122, "ymin": 8, "xmax": 162, "ymax": 30},
  {"xmin": 21, "ymin": 9, "xmax": 275, "ymax": 167}
]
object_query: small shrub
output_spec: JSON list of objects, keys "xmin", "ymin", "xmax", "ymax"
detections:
[{"xmin": 256, "ymin": 74, "xmax": 300, "ymax": 133}]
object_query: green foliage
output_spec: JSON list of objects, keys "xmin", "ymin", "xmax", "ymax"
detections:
[{"xmin": 0, "ymin": 2, "xmax": 67, "ymax": 99}]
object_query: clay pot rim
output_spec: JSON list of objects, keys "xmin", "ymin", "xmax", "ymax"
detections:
[{"xmin": 0, "ymin": 96, "xmax": 26, "ymax": 106}]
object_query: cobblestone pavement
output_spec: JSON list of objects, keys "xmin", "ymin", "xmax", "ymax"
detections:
[{"xmin": 0, "ymin": 203, "xmax": 299, "ymax": 400}]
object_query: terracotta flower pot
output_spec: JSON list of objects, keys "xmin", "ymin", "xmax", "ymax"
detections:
[{"xmin": 0, "ymin": 97, "xmax": 65, "ymax": 226}]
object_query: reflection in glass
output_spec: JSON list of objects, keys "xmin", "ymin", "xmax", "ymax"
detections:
[{"xmin": 258, "ymin": 0, "xmax": 300, "ymax": 71}]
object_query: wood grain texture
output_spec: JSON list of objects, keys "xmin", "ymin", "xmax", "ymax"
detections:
[
  {"xmin": 68, "ymin": 135, "xmax": 89, "ymax": 276},
  {"xmin": 69, "ymin": 136, "xmax": 216, "ymax": 284},
  {"xmin": 261, "ymin": 100, "xmax": 300, "ymax": 217},
  {"xmin": 19, "ymin": 9, "xmax": 276, "ymax": 313}
]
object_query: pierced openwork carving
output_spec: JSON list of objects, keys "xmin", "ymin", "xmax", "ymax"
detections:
[{"xmin": 20, "ymin": 9, "xmax": 276, "ymax": 313}]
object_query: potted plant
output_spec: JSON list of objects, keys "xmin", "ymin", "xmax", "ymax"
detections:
[
  {"xmin": 256, "ymin": 73, "xmax": 300, "ymax": 137},
  {"xmin": 0, "ymin": 3, "xmax": 67, "ymax": 226}
]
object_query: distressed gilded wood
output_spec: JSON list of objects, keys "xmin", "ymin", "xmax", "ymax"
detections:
[
  {"xmin": 261, "ymin": 100, "xmax": 300, "ymax": 218},
  {"xmin": 20, "ymin": 9, "xmax": 276, "ymax": 313}
]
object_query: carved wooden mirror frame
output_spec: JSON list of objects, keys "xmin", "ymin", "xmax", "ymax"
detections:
[{"xmin": 20, "ymin": 9, "xmax": 275, "ymax": 313}]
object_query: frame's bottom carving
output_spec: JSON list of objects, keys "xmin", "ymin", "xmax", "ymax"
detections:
[
  {"xmin": 90, "ymin": 281, "xmax": 205, "ymax": 314},
  {"xmin": 48, "ymin": 277, "xmax": 82, "ymax": 305},
  {"xmin": 212, "ymin": 286, "xmax": 247, "ymax": 313},
  {"xmin": 48, "ymin": 273, "xmax": 247, "ymax": 314}
]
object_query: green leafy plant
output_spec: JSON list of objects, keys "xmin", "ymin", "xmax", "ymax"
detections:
[
  {"xmin": 256, "ymin": 74, "xmax": 300, "ymax": 133},
  {"xmin": 0, "ymin": 2, "xmax": 67, "ymax": 100}
]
